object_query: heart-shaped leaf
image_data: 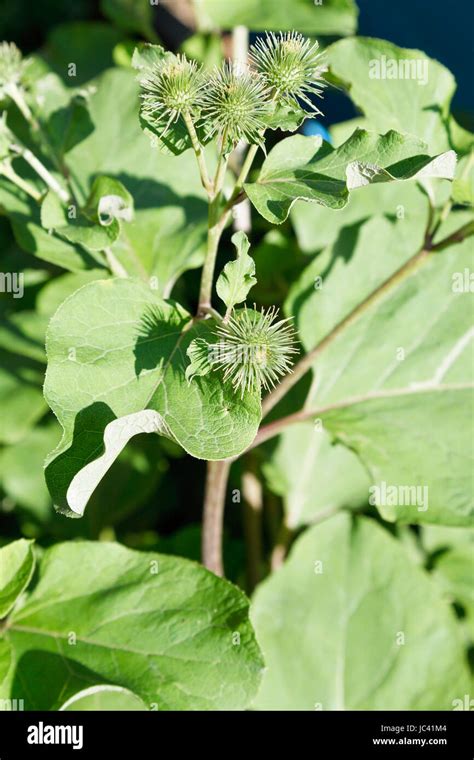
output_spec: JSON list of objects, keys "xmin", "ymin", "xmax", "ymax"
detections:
[{"xmin": 44, "ymin": 278, "xmax": 261, "ymax": 516}]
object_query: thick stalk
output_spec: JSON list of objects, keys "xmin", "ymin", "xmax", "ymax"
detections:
[
  {"xmin": 198, "ymin": 199, "xmax": 229, "ymax": 315},
  {"xmin": 202, "ymin": 459, "xmax": 231, "ymax": 576}
]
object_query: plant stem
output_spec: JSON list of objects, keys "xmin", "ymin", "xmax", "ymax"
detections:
[
  {"xmin": 11, "ymin": 144, "xmax": 70, "ymax": 203},
  {"xmin": 0, "ymin": 162, "xmax": 42, "ymax": 202},
  {"xmin": 431, "ymin": 220, "xmax": 474, "ymax": 251},
  {"xmin": 198, "ymin": 199, "xmax": 229, "ymax": 315},
  {"xmin": 202, "ymin": 459, "xmax": 231, "ymax": 576},
  {"xmin": 183, "ymin": 111, "xmax": 213, "ymax": 197},
  {"xmin": 104, "ymin": 247, "xmax": 128, "ymax": 278},
  {"xmin": 226, "ymin": 143, "xmax": 260, "ymax": 210}
]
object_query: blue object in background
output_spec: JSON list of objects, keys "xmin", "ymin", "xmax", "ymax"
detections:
[{"xmin": 302, "ymin": 120, "xmax": 332, "ymax": 142}]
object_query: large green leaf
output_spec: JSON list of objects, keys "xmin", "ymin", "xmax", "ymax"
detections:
[
  {"xmin": 262, "ymin": 424, "xmax": 370, "ymax": 528},
  {"xmin": 244, "ymin": 130, "xmax": 455, "ymax": 224},
  {"xmin": 44, "ymin": 278, "xmax": 261, "ymax": 516},
  {"xmin": 291, "ymin": 177, "xmax": 430, "ymax": 253},
  {"xmin": 251, "ymin": 514, "xmax": 470, "ymax": 709},
  {"xmin": 194, "ymin": 0, "xmax": 358, "ymax": 35},
  {"xmin": 1, "ymin": 541, "xmax": 263, "ymax": 710},
  {"xmin": 0, "ymin": 539, "xmax": 35, "ymax": 619},
  {"xmin": 327, "ymin": 38, "xmax": 456, "ymax": 153},
  {"xmin": 321, "ymin": 388, "xmax": 473, "ymax": 525},
  {"xmin": 286, "ymin": 216, "xmax": 473, "ymax": 525}
]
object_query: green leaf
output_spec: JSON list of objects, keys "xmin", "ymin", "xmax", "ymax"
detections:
[
  {"xmin": 245, "ymin": 129, "xmax": 453, "ymax": 224},
  {"xmin": 263, "ymin": 103, "xmax": 307, "ymax": 133},
  {"xmin": 0, "ymin": 180, "xmax": 101, "ymax": 272},
  {"xmin": 36, "ymin": 270, "xmax": 109, "ymax": 316},
  {"xmin": 287, "ymin": 216, "xmax": 473, "ymax": 525},
  {"xmin": 291, "ymin": 177, "xmax": 430, "ymax": 253},
  {"xmin": 101, "ymin": 0, "xmax": 157, "ymax": 40},
  {"xmin": 0, "ymin": 351, "xmax": 47, "ymax": 445},
  {"xmin": 0, "ymin": 423, "xmax": 60, "ymax": 521},
  {"xmin": 29, "ymin": 72, "xmax": 93, "ymax": 156},
  {"xmin": 185, "ymin": 337, "xmax": 214, "ymax": 383},
  {"xmin": 0, "ymin": 639, "xmax": 12, "ymax": 692},
  {"xmin": 321, "ymin": 388, "xmax": 473, "ymax": 526},
  {"xmin": 452, "ymin": 152, "xmax": 474, "ymax": 206},
  {"xmin": 0, "ymin": 539, "xmax": 35, "ymax": 619},
  {"xmin": 194, "ymin": 0, "xmax": 358, "ymax": 35},
  {"xmin": 327, "ymin": 38, "xmax": 455, "ymax": 152},
  {"xmin": 44, "ymin": 279, "xmax": 261, "ymax": 516},
  {"xmin": 84, "ymin": 175, "xmax": 134, "ymax": 226},
  {"xmin": 216, "ymin": 232, "xmax": 256, "ymax": 310},
  {"xmin": 262, "ymin": 424, "xmax": 370, "ymax": 528},
  {"xmin": 180, "ymin": 33, "xmax": 223, "ymax": 70},
  {"xmin": 40, "ymin": 181, "xmax": 132, "ymax": 253},
  {"xmin": 251, "ymin": 514, "xmax": 470, "ymax": 709},
  {"xmin": 0, "ymin": 311, "xmax": 48, "ymax": 363},
  {"xmin": 44, "ymin": 22, "xmax": 126, "ymax": 86},
  {"xmin": 2, "ymin": 541, "xmax": 263, "ymax": 710},
  {"xmin": 59, "ymin": 685, "xmax": 148, "ymax": 711},
  {"xmin": 346, "ymin": 149, "xmax": 456, "ymax": 190}
]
